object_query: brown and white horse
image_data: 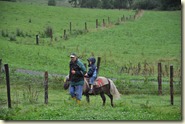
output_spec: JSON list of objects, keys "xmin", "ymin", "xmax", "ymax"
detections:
[{"xmin": 64, "ymin": 75, "xmax": 120, "ymax": 107}]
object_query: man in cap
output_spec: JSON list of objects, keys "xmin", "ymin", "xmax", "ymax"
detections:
[{"xmin": 68, "ymin": 53, "xmax": 86, "ymax": 104}]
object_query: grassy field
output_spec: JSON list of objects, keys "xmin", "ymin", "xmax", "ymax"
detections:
[
  {"xmin": 0, "ymin": 73, "xmax": 182, "ymax": 120},
  {"xmin": 0, "ymin": 1, "xmax": 182, "ymax": 121},
  {"xmin": 0, "ymin": 1, "xmax": 181, "ymax": 80}
]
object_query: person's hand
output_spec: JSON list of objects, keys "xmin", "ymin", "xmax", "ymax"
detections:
[
  {"xmin": 71, "ymin": 69, "xmax": 75, "ymax": 74},
  {"xmin": 84, "ymin": 73, "xmax": 87, "ymax": 76},
  {"xmin": 84, "ymin": 73, "xmax": 89, "ymax": 77}
]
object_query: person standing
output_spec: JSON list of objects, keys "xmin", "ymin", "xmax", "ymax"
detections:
[{"xmin": 68, "ymin": 53, "xmax": 86, "ymax": 104}]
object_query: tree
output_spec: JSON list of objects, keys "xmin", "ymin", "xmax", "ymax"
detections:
[
  {"xmin": 69, "ymin": 0, "xmax": 78, "ymax": 7},
  {"xmin": 127, "ymin": 0, "xmax": 133, "ymax": 9},
  {"xmin": 48, "ymin": 0, "xmax": 56, "ymax": 6},
  {"xmin": 102, "ymin": 0, "xmax": 114, "ymax": 9},
  {"xmin": 161, "ymin": 0, "xmax": 181, "ymax": 10}
]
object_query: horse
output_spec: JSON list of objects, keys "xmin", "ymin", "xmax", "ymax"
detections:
[{"xmin": 63, "ymin": 75, "xmax": 120, "ymax": 107}]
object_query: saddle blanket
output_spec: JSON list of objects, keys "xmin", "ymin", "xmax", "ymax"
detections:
[{"xmin": 94, "ymin": 77, "xmax": 109, "ymax": 88}]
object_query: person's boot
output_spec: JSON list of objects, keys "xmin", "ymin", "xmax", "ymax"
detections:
[
  {"xmin": 76, "ymin": 99, "xmax": 81, "ymax": 105},
  {"xmin": 72, "ymin": 97, "xmax": 76, "ymax": 101}
]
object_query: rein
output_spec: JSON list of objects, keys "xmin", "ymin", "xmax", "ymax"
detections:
[{"xmin": 84, "ymin": 77, "xmax": 90, "ymax": 88}]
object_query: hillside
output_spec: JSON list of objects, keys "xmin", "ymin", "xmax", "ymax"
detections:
[
  {"xmin": 0, "ymin": 1, "xmax": 181, "ymax": 80},
  {"xmin": 0, "ymin": 1, "xmax": 182, "ymax": 120}
]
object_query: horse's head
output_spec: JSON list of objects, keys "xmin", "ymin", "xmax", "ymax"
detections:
[{"xmin": 63, "ymin": 75, "xmax": 70, "ymax": 90}]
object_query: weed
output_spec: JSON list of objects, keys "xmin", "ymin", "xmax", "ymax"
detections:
[
  {"xmin": 1, "ymin": 29, "xmax": 9, "ymax": 37},
  {"xmin": 44, "ymin": 26, "xmax": 53, "ymax": 38},
  {"xmin": 23, "ymin": 83, "xmax": 40, "ymax": 104},
  {"xmin": 16, "ymin": 28, "xmax": 24, "ymax": 37},
  {"xmin": 9, "ymin": 35, "xmax": 16, "ymax": 41}
]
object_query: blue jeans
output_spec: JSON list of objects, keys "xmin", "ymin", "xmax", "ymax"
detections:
[
  {"xmin": 89, "ymin": 76, "xmax": 96, "ymax": 85},
  {"xmin": 69, "ymin": 85, "xmax": 83, "ymax": 100}
]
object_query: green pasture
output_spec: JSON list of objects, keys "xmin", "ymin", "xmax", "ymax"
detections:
[
  {"xmin": 0, "ymin": 1, "xmax": 182, "ymax": 121},
  {"xmin": 0, "ymin": 1, "xmax": 181, "ymax": 80}
]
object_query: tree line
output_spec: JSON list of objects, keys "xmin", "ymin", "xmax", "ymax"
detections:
[
  {"xmin": 68, "ymin": 0, "xmax": 181, "ymax": 10},
  {"xmin": 0, "ymin": 0, "xmax": 181, "ymax": 10}
]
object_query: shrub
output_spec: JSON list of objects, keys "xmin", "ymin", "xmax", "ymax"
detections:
[{"xmin": 48, "ymin": 0, "xmax": 56, "ymax": 6}]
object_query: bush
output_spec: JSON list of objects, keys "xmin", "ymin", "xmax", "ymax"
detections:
[{"xmin": 48, "ymin": 0, "xmax": 56, "ymax": 6}]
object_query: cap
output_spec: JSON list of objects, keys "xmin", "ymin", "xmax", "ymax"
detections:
[{"xmin": 70, "ymin": 53, "xmax": 77, "ymax": 58}]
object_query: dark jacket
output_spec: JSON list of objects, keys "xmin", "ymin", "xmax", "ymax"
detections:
[
  {"xmin": 87, "ymin": 57, "xmax": 97, "ymax": 77},
  {"xmin": 69, "ymin": 59, "xmax": 86, "ymax": 86}
]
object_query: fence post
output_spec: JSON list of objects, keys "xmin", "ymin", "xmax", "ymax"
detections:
[
  {"xmin": 44, "ymin": 71, "xmax": 48, "ymax": 104},
  {"xmin": 70, "ymin": 22, "xmax": 72, "ymax": 33},
  {"xmin": 103, "ymin": 19, "xmax": 105, "ymax": 27},
  {"xmin": 4, "ymin": 64, "xmax": 11, "ymax": 108},
  {"xmin": 0, "ymin": 59, "xmax": 2, "ymax": 81},
  {"xmin": 97, "ymin": 57, "xmax": 101, "ymax": 75},
  {"xmin": 36, "ymin": 35, "xmax": 39, "ymax": 45},
  {"xmin": 63, "ymin": 29, "xmax": 67, "ymax": 40},
  {"xmin": 108, "ymin": 17, "xmax": 110, "ymax": 24},
  {"xmin": 158, "ymin": 63, "xmax": 162, "ymax": 95},
  {"xmin": 50, "ymin": 29, "xmax": 53, "ymax": 41},
  {"xmin": 96, "ymin": 19, "xmax": 98, "ymax": 28},
  {"xmin": 85, "ymin": 22, "xmax": 87, "ymax": 31},
  {"xmin": 170, "ymin": 65, "xmax": 174, "ymax": 105}
]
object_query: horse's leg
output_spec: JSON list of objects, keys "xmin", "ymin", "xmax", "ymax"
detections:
[
  {"xmin": 86, "ymin": 93, "xmax": 90, "ymax": 103},
  {"xmin": 100, "ymin": 92, "xmax": 106, "ymax": 106},
  {"xmin": 107, "ymin": 94, "xmax": 114, "ymax": 107}
]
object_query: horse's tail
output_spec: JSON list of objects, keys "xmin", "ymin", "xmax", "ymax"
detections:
[{"xmin": 108, "ymin": 79, "xmax": 121, "ymax": 100}]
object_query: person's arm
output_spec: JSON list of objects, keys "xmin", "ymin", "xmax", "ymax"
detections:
[
  {"xmin": 87, "ymin": 67, "xmax": 94, "ymax": 77},
  {"xmin": 69, "ymin": 62, "xmax": 72, "ymax": 81},
  {"xmin": 76, "ymin": 60, "xmax": 86, "ymax": 76}
]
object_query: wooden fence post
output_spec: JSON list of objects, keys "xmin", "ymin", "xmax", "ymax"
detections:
[
  {"xmin": 44, "ymin": 71, "xmax": 48, "ymax": 104},
  {"xmin": 158, "ymin": 63, "xmax": 162, "ymax": 95},
  {"xmin": 170, "ymin": 65, "xmax": 174, "ymax": 105},
  {"xmin": 70, "ymin": 22, "xmax": 72, "ymax": 33},
  {"xmin": 97, "ymin": 57, "xmax": 101, "ymax": 75},
  {"xmin": 50, "ymin": 29, "xmax": 53, "ymax": 41},
  {"xmin": 36, "ymin": 35, "xmax": 39, "ymax": 45},
  {"xmin": 85, "ymin": 22, "xmax": 87, "ymax": 31},
  {"xmin": 0, "ymin": 59, "xmax": 2, "ymax": 80},
  {"xmin": 63, "ymin": 29, "xmax": 67, "ymax": 40},
  {"xmin": 96, "ymin": 19, "xmax": 98, "ymax": 28},
  {"xmin": 108, "ymin": 17, "xmax": 110, "ymax": 24},
  {"xmin": 4, "ymin": 64, "xmax": 11, "ymax": 108},
  {"xmin": 103, "ymin": 19, "xmax": 105, "ymax": 27}
]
